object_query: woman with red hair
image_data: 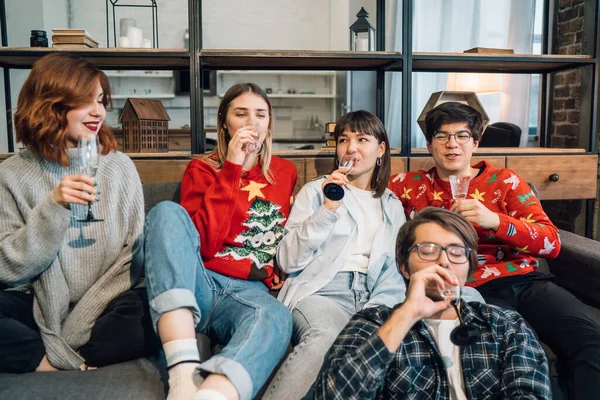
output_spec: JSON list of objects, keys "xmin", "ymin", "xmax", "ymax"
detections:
[{"xmin": 0, "ymin": 53, "xmax": 156, "ymax": 373}]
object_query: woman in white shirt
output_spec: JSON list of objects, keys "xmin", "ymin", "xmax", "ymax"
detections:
[{"xmin": 262, "ymin": 110, "xmax": 406, "ymax": 400}]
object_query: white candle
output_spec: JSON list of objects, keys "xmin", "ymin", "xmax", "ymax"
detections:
[
  {"xmin": 355, "ymin": 37, "xmax": 369, "ymax": 51},
  {"xmin": 127, "ymin": 26, "xmax": 143, "ymax": 48},
  {"xmin": 118, "ymin": 36, "xmax": 130, "ymax": 48}
]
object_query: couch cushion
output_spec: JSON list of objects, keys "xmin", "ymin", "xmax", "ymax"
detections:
[
  {"xmin": 0, "ymin": 358, "xmax": 166, "ymax": 400},
  {"xmin": 143, "ymin": 182, "xmax": 181, "ymax": 215}
]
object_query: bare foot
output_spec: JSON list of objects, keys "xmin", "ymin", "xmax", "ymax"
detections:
[{"xmin": 36, "ymin": 354, "xmax": 59, "ymax": 372}]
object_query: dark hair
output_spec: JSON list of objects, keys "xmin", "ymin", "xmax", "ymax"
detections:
[
  {"xmin": 14, "ymin": 53, "xmax": 117, "ymax": 166},
  {"xmin": 210, "ymin": 82, "xmax": 274, "ymax": 183},
  {"xmin": 424, "ymin": 102, "xmax": 484, "ymax": 143},
  {"xmin": 332, "ymin": 110, "xmax": 390, "ymax": 198},
  {"xmin": 395, "ymin": 207, "xmax": 478, "ymax": 278}
]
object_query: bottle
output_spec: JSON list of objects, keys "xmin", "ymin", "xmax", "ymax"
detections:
[{"xmin": 30, "ymin": 30, "xmax": 48, "ymax": 47}]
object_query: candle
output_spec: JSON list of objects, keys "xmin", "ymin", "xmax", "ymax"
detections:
[
  {"xmin": 118, "ymin": 36, "xmax": 130, "ymax": 48},
  {"xmin": 355, "ymin": 37, "xmax": 369, "ymax": 51}
]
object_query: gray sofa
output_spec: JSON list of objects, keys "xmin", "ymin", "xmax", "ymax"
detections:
[{"xmin": 2, "ymin": 181, "xmax": 598, "ymax": 399}]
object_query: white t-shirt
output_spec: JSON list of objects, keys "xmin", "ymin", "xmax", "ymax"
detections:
[
  {"xmin": 422, "ymin": 318, "xmax": 467, "ymax": 400},
  {"xmin": 340, "ymin": 185, "xmax": 382, "ymax": 274}
]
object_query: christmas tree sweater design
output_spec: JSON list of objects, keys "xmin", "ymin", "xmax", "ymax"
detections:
[
  {"xmin": 180, "ymin": 156, "xmax": 297, "ymax": 288},
  {"xmin": 388, "ymin": 160, "xmax": 561, "ymax": 287}
]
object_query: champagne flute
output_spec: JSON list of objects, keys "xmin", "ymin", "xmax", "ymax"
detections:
[
  {"xmin": 323, "ymin": 154, "xmax": 355, "ymax": 201},
  {"xmin": 78, "ymin": 134, "xmax": 103, "ymax": 222},
  {"xmin": 244, "ymin": 120, "xmax": 263, "ymax": 156},
  {"xmin": 449, "ymin": 175, "xmax": 471, "ymax": 201}
]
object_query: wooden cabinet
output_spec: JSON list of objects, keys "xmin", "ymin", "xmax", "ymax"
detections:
[{"xmin": 506, "ymin": 155, "xmax": 598, "ymax": 200}]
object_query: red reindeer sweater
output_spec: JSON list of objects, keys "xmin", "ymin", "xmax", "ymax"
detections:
[
  {"xmin": 180, "ymin": 156, "xmax": 297, "ymax": 288},
  {"xmin": 388, "ymin": 161, "xmax": 561, "ymax": 287}
]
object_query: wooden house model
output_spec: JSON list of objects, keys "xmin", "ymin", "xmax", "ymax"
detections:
[{"xmin": 119, "ymin": 98, "xmax": 171, "ymax": 153}]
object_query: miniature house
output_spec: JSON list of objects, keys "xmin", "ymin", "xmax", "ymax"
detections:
[{"xmin": 119, "ymin": 98, "xmax": 171, "ymax": 153}]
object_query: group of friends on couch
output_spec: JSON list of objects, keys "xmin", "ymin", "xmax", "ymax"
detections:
[{"xmin": 1, "ymin": 53, "xmax": 599, "ymax": 400}]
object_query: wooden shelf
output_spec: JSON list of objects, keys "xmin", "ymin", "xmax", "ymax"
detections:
[
  {"xmin": 200, "ymin": 50, "xmax": 403, "ymax": 71},
  {"xmin": 412, "ymin": 53, "xmax": 594, "ymax": 73},
  {"xmin": 0, "ymin": 48, "xmax": 190, "ymax": 69}
]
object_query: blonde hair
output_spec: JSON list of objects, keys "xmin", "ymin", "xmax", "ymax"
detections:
[{"xmin": 204, "ymin": 83, "xmax": 274, "ymax": 183}]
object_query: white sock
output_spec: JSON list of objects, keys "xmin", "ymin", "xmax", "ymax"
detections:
[
  {"xmin": 164, "ymin": 339, "xmax": 202, "ymax": 400},
  {"xmin": 194, "ymin": 389, "xmax": 229, "ymax": 400}
]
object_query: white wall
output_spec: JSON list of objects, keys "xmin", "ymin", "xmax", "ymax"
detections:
[
  {"xmin": 0, "ymin": 0, "xmax": 358, "ymax": 150},
  {"xmin": 0, "ymin": 0, "xmax": 68, "ymax": 152}
]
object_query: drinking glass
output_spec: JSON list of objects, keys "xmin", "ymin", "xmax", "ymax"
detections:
[
  {"xmin": 244, "ymin": 120, "xmax": 263, "ymax": 156},
  {"xmin": 323, "ymin": 154, "xmax": 355, "ymax": 200},
  {"xmin": 337, "ymin": 154, "xmax": 355, "ymax": 174},
  {"xmin": 78, "ymin": 134, "xmax": 103, "ymax": 222},
  {"xmin": 426, "ymin": 267, "xmax": 460, "ymax": 304},
  {"xmin": 437, "ymin": 268, "xmax": 460, "ymax": 304},
  {"xmin": 449, "ymin": 175, "xmax": 471, "ymax": 200}
]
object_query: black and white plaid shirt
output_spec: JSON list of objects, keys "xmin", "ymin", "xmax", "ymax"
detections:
[{"xmin": 314, "ymin": 301, "xmax": 551, "ymax": 399}]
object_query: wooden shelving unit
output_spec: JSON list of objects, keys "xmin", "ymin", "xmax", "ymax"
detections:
[{"xmin": 0, "ymin": 47, "xmax": 190, "ymax": 70}]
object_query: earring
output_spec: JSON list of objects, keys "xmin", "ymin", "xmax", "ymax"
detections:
[{"xmin": 376, "ymin": 157, "xmax": 382, "ymax": 166}]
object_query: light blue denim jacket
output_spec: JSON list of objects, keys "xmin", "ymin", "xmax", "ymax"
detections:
[{"xmin": 277, "ymin": 177, "xmax": 407, "ymax": 311}]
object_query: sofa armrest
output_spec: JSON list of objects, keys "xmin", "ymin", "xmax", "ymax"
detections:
[{"xmin": 547, "ymin": 229, "xmax": 600, "ymax": 309}]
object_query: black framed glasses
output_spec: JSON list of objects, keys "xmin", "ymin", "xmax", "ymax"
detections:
[
  {"xmin": 432, "ymin": 132, "xmax": 472, "ymax": 144},
  {"xmin": 408, "ymin": 242, "xmax": 471, "ymax": 264}
]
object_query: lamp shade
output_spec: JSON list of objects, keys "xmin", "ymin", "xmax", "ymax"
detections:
[
  {"xmin": 446, "ymin": 73, "xmax": 501, "ymax": 94},
  {"xmin": 417, "ymin": 91, "xmax": 490, "ymax": 135}
]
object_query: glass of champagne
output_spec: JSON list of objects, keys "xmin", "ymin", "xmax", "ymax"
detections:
[
  {"xmin": 449, "ymin": 175, "xmax": 471, "ymax": 201},
  {"xmin": 323, "ymin": 154, "xmax": 355, "ymax": 201},
  {"xmin": 244, "ymin": 120, "xmax": 263, "ymax": 156},
  {"xmin": 78, "ymin": 134, "xmax": 103, "ymax": 222}
]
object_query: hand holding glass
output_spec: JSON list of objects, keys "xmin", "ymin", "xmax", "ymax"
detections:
[
  {"xmin": 78, "ymin": 134, "xmax": 103, "ymax": 222},
  {"xmin": 437, "ymin": 268, "xmax": 460, "ymax": 304},
  {"xmin": 323, "ymin": 154, "xmax": 355, "ymax": 201},
  {"xmin": 243, "ymin": 120, "xmax": 262, "ymax": 156},
  {"xmin": 449, "ymin": 175, "xmax": 471, "ymax": 200}
]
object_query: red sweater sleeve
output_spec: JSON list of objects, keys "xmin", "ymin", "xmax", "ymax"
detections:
[
  {"xmin": 492, "ymin": 171, "xmax": 561, "ymax": 259},
  {"xmin": 179, "ymin": 159, "xmax": 242, "ymax": 259}
]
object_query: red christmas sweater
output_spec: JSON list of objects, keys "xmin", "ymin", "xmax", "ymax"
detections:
[
  {"xmin": 388, "ymin": 161, "xmax": 561, "ymax": 287},
  {"xmin": 180, "ymin": 156, "xmax": 297, "ymax": 288}
]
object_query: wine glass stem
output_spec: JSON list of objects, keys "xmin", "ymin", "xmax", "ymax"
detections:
[{"xmin": 87, "ymin": 202, "xmax": 94, "ymax": 221}]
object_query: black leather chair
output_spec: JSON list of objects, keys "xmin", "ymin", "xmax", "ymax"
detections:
[{"xmin": 480, "ymin": 122, "xmax": 522, "ymax": 147}]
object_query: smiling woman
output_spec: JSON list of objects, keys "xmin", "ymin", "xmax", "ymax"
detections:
[
  {"xmin": 263, "ymin": 110, "xmax": 407, "ymax": 400},
  {"xmin": 0, "ymin": 53, "xmax": 159, "ymax": 373},
  {"xmin": 15, "ymin": 53, "xmax": 117, "ymax": 166}
]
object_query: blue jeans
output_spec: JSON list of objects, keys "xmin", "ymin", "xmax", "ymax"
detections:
[
  {"xmin": 144, "ymin": 202, "xmax": 292, "ymax": 400},
  {"xmin": 263, "ymin": 272, "xmax": 369, "ymax": 400}
]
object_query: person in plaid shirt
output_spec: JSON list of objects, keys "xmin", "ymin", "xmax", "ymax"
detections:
[
  {"xmin": 388, "ymin": 102, "xmax": 600, "ymax": 399},
  {"xmin": 315, "ymin": 207, "xmax": 551, "ymax": 399}
]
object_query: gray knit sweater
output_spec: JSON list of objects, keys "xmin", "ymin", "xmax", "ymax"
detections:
[{"xmin": 0, "ymin": 148, "xmax": 144, "ymax": 370}]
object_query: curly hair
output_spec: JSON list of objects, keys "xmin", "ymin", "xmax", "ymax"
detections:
[{"xmin": 14, "ymin": 53, "xmax": 117, "ymax": 166}]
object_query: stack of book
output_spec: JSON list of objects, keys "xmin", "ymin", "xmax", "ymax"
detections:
[
  {"xmin": 52, "ymin": 29, "xmax": 98, "ymax": 49},
  {"xmin": 323, "ymin": 122, "xmax": 336, "ymax": 148}
]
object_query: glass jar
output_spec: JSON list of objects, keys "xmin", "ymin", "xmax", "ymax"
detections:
[{"xmin": 30, "ymin": 30, "xmax": 48, "ymax": 47}]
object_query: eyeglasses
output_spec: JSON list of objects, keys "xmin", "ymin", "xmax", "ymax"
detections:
[
  {"xmin": 407, "ymin": 242, "xmax": 471, "ymax": 264},
  {"xmin": 433, "ymin": 132, "xmax": 472, "ymax": 144}
]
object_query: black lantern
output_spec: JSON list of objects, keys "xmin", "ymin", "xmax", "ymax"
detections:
[
  {"xmin": 349, "ymin": 7, "xmax": 375, "ymax": 51},
  {"xmin": 105, "ymin": 0, "xmax": 159, "ymax": 48}
]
